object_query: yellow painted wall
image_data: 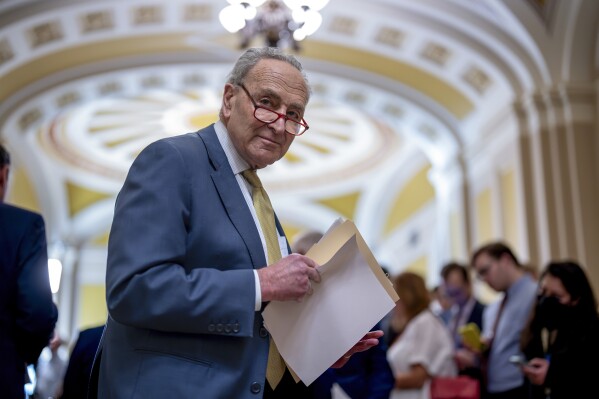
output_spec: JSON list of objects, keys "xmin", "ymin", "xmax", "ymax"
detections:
[
  {"xmin": 475, "ymin": 189, "xmax": 493, "ymax": 246},
  {"xmin": 302, "ymin": 42, "xmax": 474, "ymax": 119},
  {"xmin": 383, "ymin": 164, "xmax": 435, "ymax": 237},
  {"xmin": 282, "ymin": 223, "xmax": 304, "ymax": 248},
  {"xmin": 78, "ymin": 284, "xmax": 107, "ymax": 330},
  {"xmin": 6, "ymin": 165, "xmax": 41, "ymax": 213},
  {"xmin": 450, "ymin": 211, "xmax": 462, "ymax": 259},
  {"xmin": 404, "ymin": 255, "xmax": 428, "ymax": 281},
  {"xmin": 318, "ymin": 191, "xmax": 361, "ymax": 220},
  {"xmin": 66, "ymin": 181, "xmax": 112, "ymax": 217},
  {"xmin": 500, "ymin": 169, "xmax": 518, "ymax": 250},
  {"xmin": 91, "ymin": 231, "xmax": 110, "ymax": 247}
]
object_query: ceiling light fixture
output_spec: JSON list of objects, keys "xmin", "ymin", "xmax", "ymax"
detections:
[{"xmin": 219, "ymin": 0, "xmax": 329, "ymax": 50}]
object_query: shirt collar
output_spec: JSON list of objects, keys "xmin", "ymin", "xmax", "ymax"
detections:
[
  {"xmin": 507, "ymin": 273, "xmax": 534, "ymax": 298},
  {"xmin": 214, "ymin": 120, "xmax": 250, "ymax": 175}
]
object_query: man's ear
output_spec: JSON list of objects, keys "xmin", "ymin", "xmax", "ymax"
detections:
[{"xmin": 221, "ymin": 83, "xmax": 236, "ymax": 119}]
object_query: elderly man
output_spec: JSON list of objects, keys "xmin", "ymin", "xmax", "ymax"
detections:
[{"xmin": 93, "ymin": 47, "xmax": 382, "ymax": 399}]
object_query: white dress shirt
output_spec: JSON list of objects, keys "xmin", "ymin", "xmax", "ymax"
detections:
[{"xmin": 214, "ymin": 121, "xmax": 287, "ymax": 311}]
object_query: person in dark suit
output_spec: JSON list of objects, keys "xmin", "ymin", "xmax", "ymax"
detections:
[
  {"xmin": 312, "ymin": 320, "xmax": 394, "ymax": 399},
  {"xmin": 0, "ymin": 143, "xmax": 58, "ymax": 399},
  {"xmin": 60, "ymin": 325, "xmax": 104, "ymax": 399},
  {"xmin": 92, "ymin": 47, "xmax": 382, "ymax": 399}
]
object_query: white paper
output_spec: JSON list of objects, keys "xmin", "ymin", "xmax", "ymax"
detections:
[{"xmin": 262, "ymin": 234, "xmax": 397, "ymax": 386}]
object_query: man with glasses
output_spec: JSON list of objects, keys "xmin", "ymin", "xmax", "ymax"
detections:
[
  {"xmin": 92, "ymin": 47, "xmax": 382, "ymax": 399},
  {"xmin": 469, "ymin": 242, "xmax": 537, "ymax": 399}
]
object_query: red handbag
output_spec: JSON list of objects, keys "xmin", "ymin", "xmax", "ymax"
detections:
[{"xmin": 430, "ymin": 376, "xmax": 480, "ymax": 399}]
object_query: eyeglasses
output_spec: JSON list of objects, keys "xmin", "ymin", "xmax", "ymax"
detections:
[{"xmin": 239, "ymin": 84, "xmax": 309, "ymax": 136}]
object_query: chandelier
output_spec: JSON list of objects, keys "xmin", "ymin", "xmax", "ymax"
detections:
[{"xmin": 219, "ymin": 0, "xmax": 329, "ymax": 50}]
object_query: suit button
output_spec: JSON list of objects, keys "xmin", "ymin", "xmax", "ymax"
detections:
[
  {"xmin": 233, "ymin": 323, "xmax": 240, "ymax": 333},
  {"xmin": 250, "ymin": 382, "xmax": 261, "ymax": 394},
  {"xmin": 225, "ymin": 324, "xmax": 231, "ymax": 333},
  {"xmin": 208, "ymin": 324, "xmax": 215, "ymax": 332},
  {"xmin": 259, "ymin": 327, "xmax": 268, "ymax": 338},
  {"xmin": 216, "ymin": 323, "xmax": 224, "ymax": 332}
]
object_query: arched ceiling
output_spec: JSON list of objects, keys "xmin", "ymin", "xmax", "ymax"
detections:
[
  {"xmin": 0, "ymin": 0, "xmax": 594, "ymax": 257},
  {"xmin": 0, "ymin": 0, "xmax": 560, "ymax": 141}
]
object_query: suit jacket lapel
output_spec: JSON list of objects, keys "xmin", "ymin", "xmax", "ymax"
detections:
[
  {"xmin": 274, "ymin": 215, "xmax": 291, "ymax": 254},
  {"xmin": 197, "ymin": 125, "xmax": 267, "ymax": 270}
]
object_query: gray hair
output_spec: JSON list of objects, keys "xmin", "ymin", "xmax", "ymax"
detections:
[{"xmin": 226, "ymin": 47, "xmax": 311, "ymax": 100}]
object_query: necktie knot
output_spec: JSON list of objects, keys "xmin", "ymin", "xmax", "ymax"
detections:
[{"xmin": 242, "ymin": 169, "xmax": 262, "ymax": 188}]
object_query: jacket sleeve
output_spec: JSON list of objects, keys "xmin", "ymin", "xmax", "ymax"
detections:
[{"xmin": 106, "ymin": 138, "xmax": 256, "ymax": 336}]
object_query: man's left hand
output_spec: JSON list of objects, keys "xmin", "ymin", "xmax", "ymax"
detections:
[{"xmin": 330, "ymin": 330, "xmax": 384, "ymax": 368}]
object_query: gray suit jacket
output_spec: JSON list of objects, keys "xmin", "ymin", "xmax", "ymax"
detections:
[{"xmin": 96, "ymin": 125, "xmax": 279, "ymax": 398}]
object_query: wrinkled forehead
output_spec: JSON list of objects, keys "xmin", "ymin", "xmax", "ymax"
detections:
[{"xmin": 245, "ymin": 60, "xmax": 309, "ymax": 101}]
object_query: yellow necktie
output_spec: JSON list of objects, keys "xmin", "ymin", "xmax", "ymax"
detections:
[{"xmin": 242, "ymin": 169, "xmax": 287, "ymax": 390}]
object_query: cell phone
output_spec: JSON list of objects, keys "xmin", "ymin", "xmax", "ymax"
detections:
[{"xmin": 509, "ymin": 355, "xmax": 527, "ymax": 366}]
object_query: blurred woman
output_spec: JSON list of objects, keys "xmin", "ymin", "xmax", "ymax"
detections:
[
  {"xmin": 387, "ymin": 272, "xmax": 457, "ymax": 399},
  {"xmin": 520, "ymin": 261, "xmax": 599, "ymax": 399}
]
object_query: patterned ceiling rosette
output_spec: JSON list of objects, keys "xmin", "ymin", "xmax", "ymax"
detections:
[{"xmin": 39, "ymin": 87, "xmax": 400, "ymax": 194}]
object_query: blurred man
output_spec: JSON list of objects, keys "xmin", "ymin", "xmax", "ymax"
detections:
[
  {"xmin": 61, "ymin": 325, "xmax": 104, "ymax": 399},
  {"xmin": 470, "ymin": 242, "xmax": 536, "ymax": 399},
  {"xmin": 0, "ymin": 143, "xmax": 58, "ymax": 399}
]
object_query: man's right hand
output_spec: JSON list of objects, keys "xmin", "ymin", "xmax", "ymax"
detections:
[{"xmin": 258, "ymin": 254, "xmax": 321, "ymax": 302}]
